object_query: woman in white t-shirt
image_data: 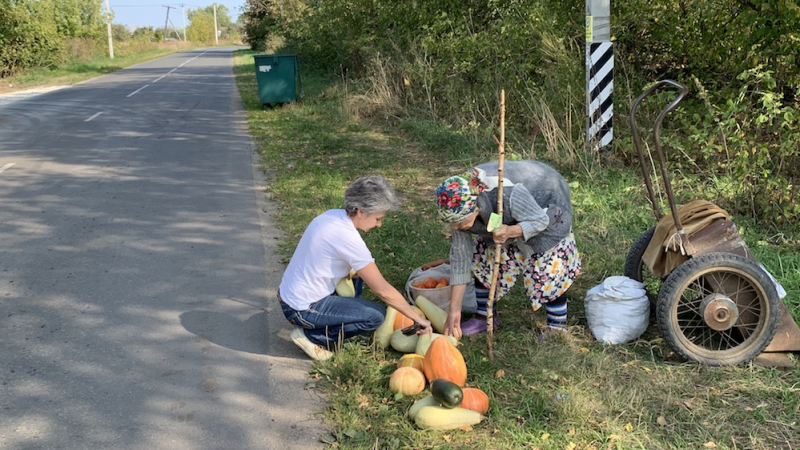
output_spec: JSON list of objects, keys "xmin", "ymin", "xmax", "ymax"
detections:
[{"xmin": 278, "ymin": 175, "xmax": 432, "ymax": 361}]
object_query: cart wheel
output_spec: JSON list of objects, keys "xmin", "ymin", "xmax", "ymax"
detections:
[
  {"xmin": 657, "ymin": 252, "xmax": 780, "ymax": 366},
  {"xmin": 624, "ymin": 226, "xmax": 660, "ymax": 306}
]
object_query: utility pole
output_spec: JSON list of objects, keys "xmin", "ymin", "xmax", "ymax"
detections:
[
  {"xmin": 105, "ymin": 0, "xmax": 114, "ymax": 58},
  {"xmin": 180, "ymin": 3, "xmax": 187, "ymax": 41},
  {"xmin": 586, "ymin": 0, "xmax": 613, "ymax": 153},
  {"xmin": 163, "ymin": 5, "xmax": 175, "ymax": 41},
  {"xmin": 213, "ymin": 3, "xmax": 219, "ymax": 45}
]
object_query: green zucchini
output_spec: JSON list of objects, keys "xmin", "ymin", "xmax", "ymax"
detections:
[{"xmin": 430, "ymin": 378, "xmax": 463, "ymax": 409}]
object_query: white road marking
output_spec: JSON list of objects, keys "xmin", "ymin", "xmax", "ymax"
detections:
[
  {"xmin": 127, "ymin": 85, "xmax": 149, "ymax": 98},
  {"xmin": 147, "ymin": 51, "xmax": 208, "ymax": 85},
  {"xmin": 85, "ymin": 112, "xmax": 103, "ymax": 122},
  {"xmin": 0, "ymin": 163, "xmax": 15, "ymax": 174}
]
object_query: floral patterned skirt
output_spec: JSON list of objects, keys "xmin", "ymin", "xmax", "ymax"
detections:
[{"xmin": 472, "ymin": 231, "xmax": 581, "ymax": 311}]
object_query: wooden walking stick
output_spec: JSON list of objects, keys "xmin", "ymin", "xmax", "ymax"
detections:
[{"xmin": 486, "ymin": 90, "xmax": 505, "ymax": 360}]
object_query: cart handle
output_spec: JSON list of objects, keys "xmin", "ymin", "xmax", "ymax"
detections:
[{"xmin": 629, "ymin": 80, "xmax": 689, "ymax": 235}]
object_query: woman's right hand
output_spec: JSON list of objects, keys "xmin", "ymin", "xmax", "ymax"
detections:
[
  {"xmin": 421, "ymin": 259, "xmax": 449, "ymax": 271},
  {"xmin": 444, "ymin": 311, "xmax": 462, "ymax": 339}
]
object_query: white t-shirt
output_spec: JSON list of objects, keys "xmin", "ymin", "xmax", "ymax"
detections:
[{"xmin": 279, "ymin": 209, "xmax": 375, "ymax": 310}]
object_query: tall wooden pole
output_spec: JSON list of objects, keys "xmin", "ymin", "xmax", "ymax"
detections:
[
  {"xmin": 105, "ymin": 0, "xmax": 114, "ymax": 58},
  {"xmin": 486, "ymin": 90, "xmax": 505, "ymax": 360}
]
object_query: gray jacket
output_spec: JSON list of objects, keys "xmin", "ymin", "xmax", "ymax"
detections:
[{"xmin": 449, "ymin": 160, "xmax": 573, "ymax": 286}]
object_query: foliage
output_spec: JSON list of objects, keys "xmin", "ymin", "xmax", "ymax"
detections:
[
  {"xmin": 187, "ymin": 10, "xmax": 216, "ymax": 43},
  {"xmin": 0, "ymin": 0, "xmax": 62, "ymax": 76},
  {"xmin": 132, "ymin": 26, "xmax": 158, "ymax": 42},
  {"xmin": 254, "ymin": 0, "xmax": 800, "ymax": 226},
  {"xmin": 189, "ymin": 4, "xmax": 233, "ymax": 28},
  {"xmin": 111, "ymin": 24, "xmax": 131, "ymax": 42},
  {"xmin": 240, "ymin": 0, "xmax": 299, "ymax": 51},
  {"xmin": 52, "ymin": 0, "xmax": 104, "ymax": 39},
  {"xmin": 0, "ymin": 0, "xmax": 105, "ymax": 77}
]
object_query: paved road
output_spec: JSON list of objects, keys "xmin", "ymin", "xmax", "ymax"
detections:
[{"xmin": 0, "ymin": 48, "xmax": 325, "ymax": 449}]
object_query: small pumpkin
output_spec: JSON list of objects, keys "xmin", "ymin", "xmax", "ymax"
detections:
[
  {"xmin": 393, "ymin": 306, "xmax": 424, "ymax": 331},
  {"xmin": 397, "ymin": 354, "xmax": 425, "ymax": 372},
  {"xmin": 430, "ymin": 378, "xmax": 463, "ymax": 409},
  {"xmin": 423, "ymin": 336, "xmax": 467, "ymax": 386},
  {"xmin": 388, "ymin": 367, "xmax": 426, "ymax": 396},
  {"xmin": 461, "ymin": 387, "xmax": 490, "ymax": 414}
]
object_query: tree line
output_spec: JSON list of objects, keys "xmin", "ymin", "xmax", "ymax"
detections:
[
  {"xmin": 240, "ymin": 0, "xmax": 800, "ymax": 226},
  {"xmin": 0, "ymin": 0, "xmax": 238, "ymax": 78}
]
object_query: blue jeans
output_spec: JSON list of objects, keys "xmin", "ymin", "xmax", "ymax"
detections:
[{"xmin": 279, "ymin": 279, "xmax": 385, "ymax": 348}]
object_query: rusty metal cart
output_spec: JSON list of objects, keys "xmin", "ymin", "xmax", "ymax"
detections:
[{"xmin": 624, "ymin": 80, "xmax": 800, "ymax": 366}]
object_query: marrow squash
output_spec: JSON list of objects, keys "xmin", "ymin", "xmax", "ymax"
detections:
[
  {"xmin": 414, "ymin": 405, "xmax": 484, "ymax": 430},
  {"xmin": 390, "ymin": 328, "xmax": 419, "ymax": 353},
  {"xmin": 414, "ymin": 295, "xmax": 448, "ymax": 334},
  {"xmin": 407, "ymin": 395, "xmax": 441, "ymax": 420},
  {"xmin": 373, "ymin": 307, "xmax": 398, "ymax": 349}
]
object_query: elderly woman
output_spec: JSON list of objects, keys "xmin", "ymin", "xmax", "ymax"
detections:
[
  {"xmin": 430, "ymin": 160, "xmax": 581, "ymax": 339},
  {"xmin": 279, "ymin": 175, "xmax": 432, "ymax": 361}
]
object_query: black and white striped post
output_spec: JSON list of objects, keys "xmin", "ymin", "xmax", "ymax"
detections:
[{"xmin": 586, "ymin": 0, "xmax": 613, "ymax": 152}]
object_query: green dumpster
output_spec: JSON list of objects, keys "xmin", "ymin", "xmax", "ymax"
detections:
[{"xmin": 253, "ymin": 54, "xmax": 303, "ymax": 107}]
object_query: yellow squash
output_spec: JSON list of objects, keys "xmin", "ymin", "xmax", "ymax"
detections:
[
  {"xmin": 413, "ymin": 405, "xmax": 484, "ymax": 430},
  {"xmin": 414, "ymin": 295, "xmax": 448, "ymax": 334},
  {"xmin": 373, "ymin": 306, "xmax": 398, "ymax": 349}
]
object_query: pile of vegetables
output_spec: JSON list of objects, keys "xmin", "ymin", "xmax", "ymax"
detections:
[{"xmin": 375, "ymin": 295, "xmax": 490, "ymax": 430}]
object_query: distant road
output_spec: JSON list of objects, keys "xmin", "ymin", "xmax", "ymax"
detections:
[{"xmin": 0, "ymin": 47, "xmax": 324, "ymax": 450}]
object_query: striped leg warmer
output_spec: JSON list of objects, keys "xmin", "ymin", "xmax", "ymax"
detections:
[{"xmin": 545, "ymin": 296, "xmax": 568, "ymax": 330}]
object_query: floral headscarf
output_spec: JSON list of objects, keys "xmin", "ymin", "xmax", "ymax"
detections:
[{"xmin": 436, "ymin": 168, "xmax": 488, "ymax": 223}]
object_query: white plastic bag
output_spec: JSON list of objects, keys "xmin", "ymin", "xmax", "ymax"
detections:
[
  {"xmin": 584, "ymin": 276, "xmax": 650, "ymax": 344},
  {"xmin": 405, "ymin": 263, "xmax": 477, "ymax": 313}
]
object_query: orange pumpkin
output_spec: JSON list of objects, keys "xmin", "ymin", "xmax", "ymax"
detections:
[
  {"xmin": 461, "ymin": 387, "xmax": 489, "ymax": 414},
  {"xmin": 393, "ymin": 306, "xmax": 424, "ymax": 331},
  {"xmin": 423, "ymin": 337, "xmax": 467, "ymax": 386},
  {"xmin": 397, "ymin": 354, "xmax": 425, "ymax": 372},
  {"xmin": 393, "ymin": 312, "xmax": 414, "ymax": 330},
  {"xmin": 389, "ymin": 367, "xmax": 426, "ymax": 396}
]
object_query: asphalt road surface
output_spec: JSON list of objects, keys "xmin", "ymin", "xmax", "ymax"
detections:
[{"xmin": 0, "ymin": 48, "xmax": 325, "ymax": 449}]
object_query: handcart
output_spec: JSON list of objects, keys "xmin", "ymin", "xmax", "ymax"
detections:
[{"xmin": 623, "ymin": 80, "xmax": 800, "ymax": 366}]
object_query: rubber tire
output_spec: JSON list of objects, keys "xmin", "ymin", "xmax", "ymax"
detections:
[
  {"xmin": 624, "ymin": 226, "xmax": 659, "ymax": 310},
  {"xmin": 656, "ymin": 252, "xmax": 780, "ymax": 366},
  {"xmin": 624, "ymin": 226, "xmax": 656, "ymax": 282}
]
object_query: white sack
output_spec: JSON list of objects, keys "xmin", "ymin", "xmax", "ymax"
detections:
[{"xmin": 584, "ymin": 276, "xmax": 650, "ymax": 344}]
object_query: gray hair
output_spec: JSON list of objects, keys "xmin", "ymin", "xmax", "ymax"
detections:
[{"xmin": 344, "ymin": 175, "xmax": 399, "ymax": 216}]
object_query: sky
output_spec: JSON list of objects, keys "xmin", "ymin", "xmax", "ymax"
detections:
[{"xmin": 109, "ymin": 1, "xmax": 247, "ymax": 29}]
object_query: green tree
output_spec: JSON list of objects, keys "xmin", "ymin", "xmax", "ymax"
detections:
[
  {"xmin": 0, "ymin": 0, "xmax": 62, "ymax": 76},
  {"xmin": 187, "ymin": 10, "xmax": 216, "ymax": 42},
  {"xmin": 241, "ymin": 0, "xmax": 282, "ymax": 51},
  {"xmin": 132, "ymin": 26, "xmax": 156, "ymax": 42},
  {"xmin": 188, "ymin": 4, "xmax": 233, "ymax": 28},
  {"xmin": 52, "ymin": 0, "xmax": 104, "ymax": 38},
  {"xmin": 111, "ymin": 24, "xmax": 131, "ymax": 42}
]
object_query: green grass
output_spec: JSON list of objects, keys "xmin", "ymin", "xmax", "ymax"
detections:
[{"xmin": 233, "ymin": 50, "xmax": 800, "ymax": 450}]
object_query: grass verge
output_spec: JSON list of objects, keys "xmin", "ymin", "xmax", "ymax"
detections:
[
  {"xmin": 0, "ymin": 41, "xmax": 201, "ymax": 94},
  {"xmin": 233, "ymin": 50, "xmax": 800, "ymax": 450}
]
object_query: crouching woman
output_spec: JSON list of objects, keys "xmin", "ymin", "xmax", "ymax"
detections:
[{"xmin": 278, "ymin": 175, "xmax": 431, "ymax": 361}]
